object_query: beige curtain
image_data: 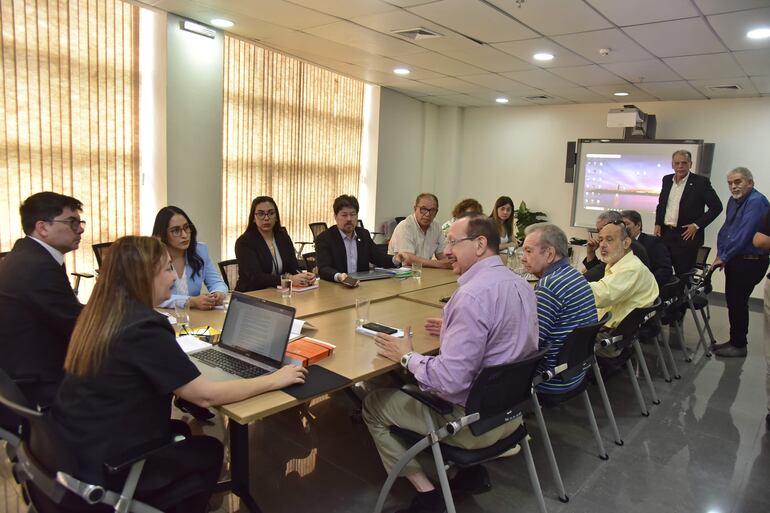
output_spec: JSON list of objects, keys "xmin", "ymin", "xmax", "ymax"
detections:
[
  {"xmin": 222, "ymin": 35, "xmax": 364, "ymax": 260},
  {"xmin": 0, "ymin": 0, "xmax": 139, "ymax": 279}
]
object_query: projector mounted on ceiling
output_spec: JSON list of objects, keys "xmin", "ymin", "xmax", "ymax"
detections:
[{"xmin": 607, "ymin": 105, "xmax": 656, "ymax": 139}]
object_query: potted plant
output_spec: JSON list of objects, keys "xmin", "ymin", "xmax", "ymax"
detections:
[{"xmin": 514, "ymin": 201, "xmax": 548, "ymax": 241}]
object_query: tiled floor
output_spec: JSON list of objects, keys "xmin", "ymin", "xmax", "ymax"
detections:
[{"xmin": 3, "ymin": 298, "xmax": 769, "ymax": 513}]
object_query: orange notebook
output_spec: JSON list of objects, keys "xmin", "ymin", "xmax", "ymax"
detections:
[{"xmin": 284, "ymin": 337, "xmax": 335, "ymax": 368}]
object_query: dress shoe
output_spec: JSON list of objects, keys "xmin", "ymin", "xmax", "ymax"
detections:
[
  {"xmin": 395, "ymin": 489, "xmax": 446, "ymax": 513},
  {"xmin": 174, "ymin": 397, "xmax": 215, "ymax": 421},
  {"xmin": 449, "ymin": 465, "xmax": 492, "ymax": 496},
  {"xmin": 710, "ymin": 341, "xmax": 732, "ymax": 351},
  {"xmin": 712, "ymin": 345, "xmax": 747, "ymax": 358}
]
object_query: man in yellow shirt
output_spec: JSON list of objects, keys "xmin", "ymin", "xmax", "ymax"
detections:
[{"xmin": 590, "ymin": 221, "xmax": 659, "ymax": 358}]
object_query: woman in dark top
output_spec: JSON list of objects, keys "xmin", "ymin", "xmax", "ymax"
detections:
[
  {"xmin": 234, "ymin": 196, "xmax": 315, "ymax": 291},
  {"xmin": 491, "ymin": 195, "xmax": 517, "ymax": 250},
  {"xmin": 53, "ymin": 236, "xmax": 306, "ymax": 513}
]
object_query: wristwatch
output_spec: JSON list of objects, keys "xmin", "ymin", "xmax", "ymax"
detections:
[{"xmin": 400, "ymin": 351, "xmax": 415, "ymax": 369}]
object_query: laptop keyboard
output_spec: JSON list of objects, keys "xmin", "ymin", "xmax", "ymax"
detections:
[{"xmin": 191, "ymin": 349, "xmax": 269, "ymax": 379}]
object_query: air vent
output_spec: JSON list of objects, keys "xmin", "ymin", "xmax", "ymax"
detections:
[
  {"xmin": 525, "ymin": 95, "xmax": 552, "ymax": 101},
  {"xmin": 391, "ymin": 27, "xmax": 443, "ymax": 41},
  {"xmin": 707, "ymin": 84, "xmax": 742, "ymax": 91}
]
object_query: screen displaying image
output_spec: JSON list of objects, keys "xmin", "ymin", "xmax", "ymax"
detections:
[{"xmin": 572, "ymin": 140, "xmax": 704, "ymax": 230}]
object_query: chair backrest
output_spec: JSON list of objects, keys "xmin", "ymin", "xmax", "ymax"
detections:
[
  {"xmin": 303, "ymin": 252, "xmax": 317, "ymax": 273},
  {"xmin": 0, "ymin": 369, "xmax": 32, "ymax": 447},
  {"xmin": 608, "ymin": 299, "xmax": 661, "ymax": 345},
  {"xmin": 695, "ymin": 246, "xmax": 711, "ymax": 269},
  {"xmin": 309, "ymin": 222, "xmax": 328, "ymax": 242},
  {"xmin": 553, "ymin": 314, "xmax": 611, "ymax": 381},
  {"xmin": 218, "ymin": 259, "xmax": 238, "ymax": 290},
  {"xmin": 0, "ymin": 250, "xmax": 9, "ymax": 261},
  {"xmin": 394, "ymin": 216, "xmax": 406, "ymax": 225},
  {"xmin": 357, "ymin": 219, "xmax": 364, "ymax": 228},
  {"xmin": 464, "ymin": 347, "xmax": 549, "ymax": 436},
  {"xmin": 91, "ymin": 242, "xmax": 113, "ymax": 268}
]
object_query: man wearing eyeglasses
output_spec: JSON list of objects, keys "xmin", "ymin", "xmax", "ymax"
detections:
[
  {"xmin": 389, "ymin": 193, "xmax": 452, "ymax": 269},
  {"xmin": 0, "ymin": 191, "xmax": 85, "ymax": 406},
  {"xmin": 364, "ymin": 214, "xmax": 538, "ymax": 513}
]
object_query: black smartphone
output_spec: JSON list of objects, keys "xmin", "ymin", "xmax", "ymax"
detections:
[
  {"xmin": 362, "ymin": 322, "xmax": 397, "ymax": 335},
  {"xmin": 341, "ymin": 275, "xmax": 360, "ymax": 287},
  {"xmin": 439, "ymin": 295, "xmax": 451, "ymax": 303}
]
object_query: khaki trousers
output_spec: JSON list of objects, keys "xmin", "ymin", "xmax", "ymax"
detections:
[{"xmin": 362, "ymin": 388, "xmax": 520, "ymax": 476}]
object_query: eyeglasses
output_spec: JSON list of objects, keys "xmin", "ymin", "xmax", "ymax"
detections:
[
  {"xmin": 418, "ymin": 207, "xmax": 438, "ymax": 216},
  {"xmin": 446, "ymin": 236, "xmax": 478, "ymax": 247},
  {"xmin": 47, "ymin": 217, "xmax": 86, "ymax": 231},
  {"xmin": 168, "ymin": 224, "xmax": 192, "ymax": 237},
  {"xmin": 255, "ymin": 210, "xmax": 276, "ymax": 219}
]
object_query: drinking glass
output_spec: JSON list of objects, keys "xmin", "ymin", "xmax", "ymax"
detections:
[
  {"xmin": 174, "ymin": 297, "xmax": 190, "ymax": 328},
  {"xmin": 281, "ymin": 274, "xmax": 292, "ymax": 299},
  {"xmin": 355, "ymin": 297, "xmax": 370, "ymax": 328},
  {"xmin": 411, "ymin": 261, "xmax": 423, "ymax": 279}
]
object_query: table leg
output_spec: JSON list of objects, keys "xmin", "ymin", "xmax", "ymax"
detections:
[{"xmin": 217, "ymin": 420, "xmax": 263, "ymax": 513}]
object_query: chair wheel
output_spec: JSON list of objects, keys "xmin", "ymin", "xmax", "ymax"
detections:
[
  {"xmin": 674, "ymin": 375, "xmax": 681, "ymax": 380},
  {"xmin": 559, "ymin": 495, "xmax": 569, "ymax": 503},
  {"xmin": 642, "ymin": 411, "xmax": 650, "ymax": 417},
  {"xmin": 653, "ymin": 400, "xmax": 661, "ymax": 405},
  {"xmin": 615, "ymin": 439, "xmax": 624, "ymax": 446},
  {"xmin": 665, "ymin": 378, "xmax": 672, "ymax": 383},
  {"xmin": 599, "ymin": 453, "xmax": 609, "ymax": 461},
  {"xmin": 685, "ymin": 357, "xmax": 692, "ymax": 363},
  {"xmin": 706, "ymin": 352, "xmax": 712, "ymax": 358}
]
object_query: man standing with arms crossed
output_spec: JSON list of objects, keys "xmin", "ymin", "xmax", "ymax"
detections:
[{"xmin": 654, "ymin": 150, "xmax": 722, "ymax": 275}]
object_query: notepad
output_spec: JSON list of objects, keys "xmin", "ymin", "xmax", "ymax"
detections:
[{"xmin": 176, "ymin": 335, "xmax": 211, "ymax": 354}]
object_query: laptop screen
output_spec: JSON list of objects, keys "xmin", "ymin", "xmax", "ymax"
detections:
[{"xmin": 220, "ymin": 292, "xmax": 295, "ymax": 364}]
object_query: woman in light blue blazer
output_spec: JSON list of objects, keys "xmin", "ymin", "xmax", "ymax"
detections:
[{"xmin": 152, "ymin": 206, "xmax": 228, "ymax": 310}]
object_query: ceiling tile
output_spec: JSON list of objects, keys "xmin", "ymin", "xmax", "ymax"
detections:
[
  {"xmin": 426, "ymin": 94, "xmax": 500, "ymax": 106},
  {"xmin": 286, "ymin": 0, "xmax": 396, "ymax": 18},
  {"xmin": 636, "ymin": 81, "xmax": 707, "ymax": 100},
  {"xmin": 305, "ymin": 22, "xmax": 425, "ymax": 57},
  {"xmin": 384, "ymin": 0, "xmax": 443, "ymax": 7},
  {"xmin": 456, "ymin": 73, "xmax": 529, "ymax": 91},
  {"xmin": 345, "ymin": 55, "xmax": 444, "ymax": 79},
  {"xmin": 663, "ymin": 53, "xmax": 746, "ymax": 80},
  {"xmin": 548, "ymin": 64, "xmax": 627, "ymax": 86},
  {"xmin": 541, "ymin": 86, "xmax": 611, "ymax": 102},
  {"xmin": 750, "ymin": 76, "xmax": 770, "ymax": 93},
  {"xmin": 587, "ymin": 83, "xmax": 658, "ymax": 100},
  {"xmin": 407, "ymin": 0, "xmax": 537, "ymax": 43},
  {"xmin": 694, "ymin": 0, "xmax": 770, "ymax": 15},
  {"xmin": 553, "ymin": 29, "xmax": 654, "ymax": 63},
  {"xmin": 688, "ymin": 77, "xmax": 760, "ymax": 97},
  {"xmin": 501, "ymin": 69, "xmax": 579, "ymax": 89},
  {"xmin": 386, "ymin": 79, "xmax": 457, "ymax": 96},
  {"xmin": 601, "ymin": 59, "xmax": 682, "ymax": 83},
  {"xmin": 623, "ymin": 18, "xmax": 727, "ymax": 57},
  {"xmin": 156, "ymin": 0, "xmax": 338, "ymax": 30},
  {"xmin": 492, "ymin": 38, "xmax": 592, "ymax": 68},
  {"xmin": 394, "ymin": 51, "xmax": 488, "ymax": 75},
  {"xmin": 707, "ymin": 7, "xmax": 770, "ymax": 51},
  {"xmin": 261, "ymin": 30, "xmax": 380, "ymax": 62},
  {"xmin": 734, "ymin": 48, "xmax": 770, "ymax": 75},
  {"xmin": 584, "ymin": 0, "xmax": 699, "ymax": 26},
  {"xmin": 450, "ymin": 45, "xmax": 535, "ymax": 72},
  {"xmin": 419, "ymin": 76, "xmax": 495, "ymax": 94},
  {"xmin": 522, "ymin": 94, "xmax": 573, "ymax": 105},
  {"xmin": 488, "ymin": 0, "xmax": 612, "ymax": 35}
]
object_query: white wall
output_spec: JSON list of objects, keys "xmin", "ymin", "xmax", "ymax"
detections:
[{"xmin": 376, "ymin": 92, "xmax": 770, "ymax": 296}]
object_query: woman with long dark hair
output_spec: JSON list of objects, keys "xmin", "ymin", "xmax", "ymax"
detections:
[
  {"xmin": 152, "ymin": 206, "xmax": 227, "ymax": 310},
  {"xmin": 234, "ymin": 196, "xmax": 315, "ymax": 291},
  {"xmin": 491, "ymin": 196, "xmax": 517, "ymax": 250},
  {"xmin": 53, "ymin": 236, "xmax": 306, "ymax": 513}
]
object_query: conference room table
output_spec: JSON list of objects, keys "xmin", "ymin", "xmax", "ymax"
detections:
[{"xmin": 180, "ymin": 268, "xmax": 459, "ymax": 512}]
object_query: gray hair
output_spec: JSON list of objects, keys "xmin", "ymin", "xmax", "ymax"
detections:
[
  {"xmin": 525, "ymin": 222, "xmax": 569, "ymax": 258},
  {"xmin": 672, "ymin": 149, "xmax": 692, "ymax": 162},
  {"xmin": 727, "ymin": 167, "xmax": 753, "ymax": 183},
  {"xmin": 596, "ymin": 210, "xmax": 623, "ymax": 225}
]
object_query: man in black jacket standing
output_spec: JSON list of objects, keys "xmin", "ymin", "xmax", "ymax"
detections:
[
  {"xmin": 0, "ymin": 192, "xmax": 84, "ymax": 405},
  {"xmin": 315, "ymin": 194, "xmax": 398, "ymax": 283},
  {"xmin": 654, "ymin": 150, "xmax": 722, "ymax": 275},
  {"xmin": 622, "ymin": 209, "xmax": 674, "ymax": 287}
]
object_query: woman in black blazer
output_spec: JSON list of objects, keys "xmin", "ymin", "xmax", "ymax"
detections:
[{"xmin": 234, "ymin": 196, "xmax": 315, "ymax": 291}]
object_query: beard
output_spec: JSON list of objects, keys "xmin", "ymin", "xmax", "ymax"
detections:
[{"xmin": 597, "ymin": 248, "xmax": 623, "ymax": 266}]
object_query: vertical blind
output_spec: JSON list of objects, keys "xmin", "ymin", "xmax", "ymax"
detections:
[
  {"xmin": 0, "ymin": 0, "xmax": 139, "ymax": 278},
  {"xmin": 221, "ymin": 35, "xmax": 364, "ymax": 260}
]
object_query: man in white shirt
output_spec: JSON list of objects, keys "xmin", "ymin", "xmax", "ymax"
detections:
[
  {"xmin": 0, "ymin": 192, "xmax": 85, "ymax": 405},
  {"xmin": 388, "ymin": 193, "xmax": 451, "ymax": 269}
]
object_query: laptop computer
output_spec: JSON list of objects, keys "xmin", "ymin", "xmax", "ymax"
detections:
[
  {"xmin": 348, "ymin": 269, "xmax": 394, "ymax": 281},
  {"xmin": 189, "ymin": 292, "xmax": 295, "ymax": 381}
]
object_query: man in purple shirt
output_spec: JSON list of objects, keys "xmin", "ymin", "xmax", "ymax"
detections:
[{"xmin": 363, "ymin": 213, "xmax": 539, "ymax": 513}]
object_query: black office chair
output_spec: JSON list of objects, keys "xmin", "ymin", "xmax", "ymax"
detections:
[
  {"xmin": 0, "ymin": 250, "xmax": 9, "ymax": 261},
  {"xmin": 530, "ymin": 315, "xmax": 620, "ymax": 504},
  {"xmin": 596, "ymin": 300, "xmax": 662, "ymax": 417},
  {"xmin": 640, "ymin": 278, "xmax": 682, "ymax": 379},
  {"xmin": 682, "ymin": 266, "xmax": 717, "ymax": 360},
  {"xmin": 373, "ymin": 348, "xmax": 550, "ymax": 513},
  {"xmin": 302, "ymin": 252, "xmax": 317, "ymax": 274},
  {"xmin": 309, "ymin": 222, "xmax": 328, "ymax": 242},
  {"xmin": 0, "ymin": 368, "xmax": 182, "ymax": 513},
  {"xmin": 695, "ymin": 246, "xmax": 711, "ymax": 271},
  {"xmin": 394, "ymin": 216, "xmax": 406, "ymax": 225},
  {"xmin": 218, "ymin": 259, "xmax": 238, "ymax": 290},
  {"xmin": 0, "ymin": 370, "xmax": 27, "ymax": 460},
  {"xmin": 358, "ymin": 219, "xmax": 384, "ymax": 240},
  {"xmin": 92, "ymin": 242, "xmax": 113, "ymax": 269}
]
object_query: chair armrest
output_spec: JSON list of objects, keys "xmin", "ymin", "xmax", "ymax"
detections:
[
  {"xmin": 400, "ymin": 384, "xmax": 453, "ymax": 415},
  {"xmin": 104, "ymin": 435, "xmax": 183, "ymax": 474},
  {"xmin": 71, "ymin": 272, "xmax": 95, "ymax": 279}
]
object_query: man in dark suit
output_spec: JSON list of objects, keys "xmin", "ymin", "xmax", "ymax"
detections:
[
  {"xmin": 622, "ymin": 209, "xmax": 674, "ymax": 287},
  {"xmin": 0, "ymin": 192, "xmax": 84, "ymax": 405},
  {"xmin": 654, "ymin": 150, "xmax": 722, "ymax": 275},
  {"xmin": 315, "ymin": 194, "xmax": 398, "ymax": 283},
  {"xmin": 583, "ymin": 210, "xmax": 649, "ymax": 282}
]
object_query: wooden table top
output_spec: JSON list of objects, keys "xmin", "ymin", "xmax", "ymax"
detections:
[
  {"xmin": 218, "ymin": 297, "xmax": 443, "ymax": 424},
  {"xmin": 398, "ymin": 282, "xmax": 460, "ymax": 309}
]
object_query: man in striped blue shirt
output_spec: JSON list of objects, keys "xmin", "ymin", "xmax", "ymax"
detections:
[{"xmin": 522, "ymin": 223, "xmax": 598, "ymax": 393}]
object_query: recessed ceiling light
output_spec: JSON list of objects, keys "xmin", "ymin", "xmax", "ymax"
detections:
[
  {"xmin": 496, "ymin": 97, "xmax": 509, "ymax": 104},
  {"xmin": 210, "ymin": 18, "xmax": 234, "ymax": 28},
  {"xmin": 747, "ymin": 27, "xmax": 770, "ymax": 39},
  {"xmin": 533, "ymin": 52, "xmax": 554, "ymax": 61},
  {"xmin": 393, "ymin": 67, "xmax": 410, "ymax": 75},
  {"xmin": 613, "ymin": 92, "xmax": 629, "ymax": 96}
]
